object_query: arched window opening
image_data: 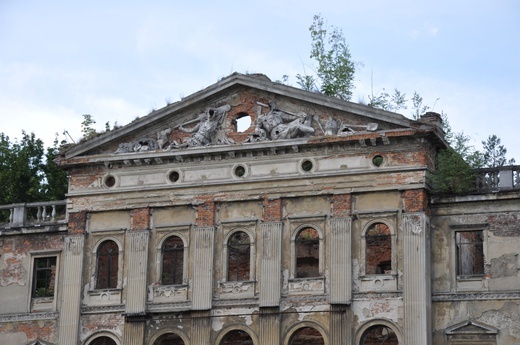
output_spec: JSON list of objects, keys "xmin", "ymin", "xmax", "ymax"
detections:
[
  {"xmin": 154, "ymin": 333, "xmax": 185, "ymax": 345},
  {"xmin": 227, "ymin": 231, "xmax": 251, "ymax": 281},
  {"xmin": 162, "ymin": 236, "xmax": 184, "ymax": 285},
  {"xmin": 360, "ymin": 325, "xmax": 398, "ymax": 345},
  {"xmin": 295, "ymin": 227, "xmax": 320, "ymax": 278},
  {"xmin": 96, "ymin": 240, "xmax": 119, "ymax": 289},
  {"xmin": 290, "ymin": 327, "xmax": 324, "ymax": 345},
  {"xmin": 220, "ymin": 330, "xmax": 254, "ymax": 345},
  {"xmin": 90, "ymin": 336, "xmax": 117, "ymax": 345},
  {"xmin": 365, "ymin": 223, "xmax": 392, "ymax": 275}
]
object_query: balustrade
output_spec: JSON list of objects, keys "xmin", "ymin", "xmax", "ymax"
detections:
[{"xmin": 0, "ymin": 200, "xmax": 67, "ymax": 228}]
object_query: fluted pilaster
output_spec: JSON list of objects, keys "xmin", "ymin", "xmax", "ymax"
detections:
[
  {"xmin": 402, "ymin": 213, "xmax": 432, "ymax": 345},
  {"xmin": 192, "ymin": 226, "xmax": 215, "ymax": 310},
  {"xmin": 58, "ymin": 235, "xmax": 85, "ymax": 345},
  {"xmin": 125, "ymin": 230, "xmax": 149, "ymax": 314},
  {"xmin": 259, "ymin": 222, "xmax": 283, "ymax": 307},
  {"xmin": 329, "ymin": 217, "xmax": 352, "ymax": 304}
]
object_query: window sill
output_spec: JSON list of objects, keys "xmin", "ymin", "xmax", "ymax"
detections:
[
  {"xmin": 456, "ymin": 276, "xmax": 487, "ymax": 292},
  {"xmin": 31, "ymin": 296, "xmax": 56, "ymax": 312},
  {"xmin": 149, "ymin": 284, "xmax": 188, "ymax": 303},
  {"xmin": 359, "ymin": 274, "xmax": 397, "ymax": 292},
  {"xmin": 84, "ymin": 288, "xmax": 122, "ymax": 306},
  {"xmin": 286, "ymin": 277, "xmax": 324, "ymax": 295}
]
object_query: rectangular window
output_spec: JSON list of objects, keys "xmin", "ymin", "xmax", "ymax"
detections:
[
  {"xmin": 32, "ymin": 257, "xmax": 57, "ymax": 298},
  {"xmin": 456, "ymin": 231, "xmax": 484, "ymax": 277}
]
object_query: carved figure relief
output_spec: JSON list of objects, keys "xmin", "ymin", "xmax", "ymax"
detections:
[{"xmin": 113, "ymin": 100, "xmax": 379, "ymax": 153}]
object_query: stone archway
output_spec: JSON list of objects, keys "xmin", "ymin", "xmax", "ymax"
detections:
[
  {"xmin": 289, "ymin": 326, "xmax": 325, "ymax": 345},
  {"xmin": 220, "ymin": 329, "xmax": 254, "ymax": 345}
]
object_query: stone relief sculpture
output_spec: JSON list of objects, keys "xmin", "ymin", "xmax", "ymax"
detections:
[
  {"xmin": 172, "ymin": 104, "xmax": 234, "ymax": 148},
  {"xmin": 114, "ymin": 100, "xmax": 379, "ymax": 153},
  {"xmin": 254, "ymin": 101, "xmax": 315, "ymax": 140}
]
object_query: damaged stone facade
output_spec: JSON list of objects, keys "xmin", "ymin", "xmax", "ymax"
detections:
[{"xmin": 0, "ymin": 73, "xmax": 519, "ymax": 344}]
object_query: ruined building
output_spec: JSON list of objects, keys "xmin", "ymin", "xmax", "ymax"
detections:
[{"xmin": 1, "ymin": 73, "xmax": 519, "ymax": 344}]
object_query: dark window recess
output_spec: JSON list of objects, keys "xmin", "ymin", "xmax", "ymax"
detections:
[
  {"xmin": 96, "ymin": 240, "xmax": 119, "ymax": 289},
  {"xmin": 104, "ymin": 175, "xmax": 116, "ymax": 188},
  {"xmin": 162, "ymin": 236, "xmax": 184, "ymax": 285},
  {"xmin": 290, "ymin": 327, "xmax": 325, "ymax": 345},
  {"xmin": 456, "ymin": 231, "xmax": 485, "ymax": 277},
  {"xmin": 361, "ymin": 325, "xmax": 398, "ymax": 345},
  {"xmin": 32, "ymin": 257, "xmax": 57, "ymax": 298},
  {"xmin": 295, "ymin": 227, "xmax": 320, "ymax": 278},
  {"xmin": 220, "ymin": 330, "xmax": 254, "ymax": 345},
  {"xmin": 90, "ymin": 337, "xmax": 117, "ymax": 345},
  {"xmin": 155, "ymin": 333, "xmax": 185, "ymax": 345},
  {"xmin": 366, "ymin": 223, "xmax": 392, "ymax": 275},
  {"xmin": 227, "ymin": 231, "xmax": 251, "ymax": 281}
]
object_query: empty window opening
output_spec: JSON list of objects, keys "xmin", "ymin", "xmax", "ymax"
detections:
[
  {"xmin": 227, "ymin": 231, "xmax": 251, "ymax": 281},
  {"xmin": 295, "ymin": 227, "xmax": 320, "ymax": 278},
  {"xmin": 290, "ymin": 327, "xmax": 325, "ymax": 345},
  {"xmin": 234, "ymin": 113, "xmax": 252, "ymax": 132},
  {"xmin": 90, "ymin": 337, "xmax": 117, "ymax": 345},
  {"xmin": 162, "ymin": 236, "xmax": 184, "ymax": 285},
  {"xmin": 366, "ymin": 223, "xmax": 392, "ymax": 275},
  {"xmin": 155, "ymin": 333, "xmax": 185, "ymax": 345},
  {"xmin": 361, "ymin": 325, "xmax": 398, "ymax": 345},
  {"xmin": 220, "ymin": 330, "xmax": 254, "ymax": 345},
  {"xmin": 456, "ymin": 231, "xmax": 484, "ymax": 277},
  {"xmin": 96, "ymin": 240, "xmax": 119, "ymax": 289},
  {"xmin": 33, "ymin": 257, "xmax": 57, "ymax": 298}
]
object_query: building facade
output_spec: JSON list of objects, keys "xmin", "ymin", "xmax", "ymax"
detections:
[{"xmin": 1, "ymin": 73, "xmax": 519, "ymax": 344}]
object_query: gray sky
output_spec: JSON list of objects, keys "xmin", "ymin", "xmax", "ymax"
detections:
[{"xmin": 1, "ymin": 0, "xmax": 519, "ymax": 161}]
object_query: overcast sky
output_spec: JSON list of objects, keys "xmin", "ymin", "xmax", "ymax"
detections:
[{"xmin": 1, "ymin": 0, "xmax": 519, "ymax": 161}]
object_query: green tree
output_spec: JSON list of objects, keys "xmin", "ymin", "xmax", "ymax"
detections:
[
  {"xmin": 0, "ymin": 131, "xmax": 68, "ymax": 206},
  {"xmin": 296, "ymin": 14, "xmax": 356, "ymax": 100},
  {"xmin": 81, "ymin": 114, "xmax": 97, "ymax": 140},
  {"xmin": 431, "ymin": 148, "xmax": 476, "ymax": 194},
  {"xmin": 481, "ymin": 134, "xmax": 515, "ymax": 168}
]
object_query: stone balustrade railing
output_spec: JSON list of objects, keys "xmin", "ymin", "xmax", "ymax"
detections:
[
  {"xmin": 0, "ymin": 200, "xmax": 67, "ymax": 228},
  {"xmin": 475, "ymin": 165, "xmax": 520, "ymax": 192}
]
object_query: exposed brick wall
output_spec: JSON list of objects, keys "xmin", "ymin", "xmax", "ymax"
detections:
[
  {"xmin": 195, "ymin": 197, "xmax": 215, "ymax": 227},
  {"xmin": 331, "ymin": 194, "xmax": 352, "ymax": 218},
  {"xmin": 0, "ymin": 320, "xmax": 58, "ymax": 343},
  {"xmin": 402, "ymin": 189, "xmax": 428, "ymax": 213},
  {"xmin": 487, "ymin": 212, "xmax": 520, "ymax": 237},
  {"xmin": 68, "ymin": 165, "xmax": 104, "ymax": 190},
  {"xmin": 68, "ymin": 211, "xmax": 87, "ymax": 234},
  {"xmin": 131, "ymin": 208, "xmax": 150, "ymax": 230},
  {"xmin": 263, "ymin": 197, "xmax": 282, "ymax": 222}
]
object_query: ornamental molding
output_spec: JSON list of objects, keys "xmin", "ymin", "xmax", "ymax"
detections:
[
  {"xmin": 0, "ymin": 312, "xmax": 58, "ymax": 323},
  {"xmin": 432, "ymin": 291, "xmax": 520, "ymax": 302},
  {"xmin": 81, "ymin": 305, "xmax": 125, "ymax": 314}
]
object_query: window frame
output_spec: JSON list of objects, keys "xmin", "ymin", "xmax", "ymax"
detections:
[
  {"xmin": 159, "ymin": 234, "xmax": 187, "ymax": 286},
  {"xmin": 92, "ymin": 238, "xmax": 123, "ymax": 290},
  {"xmin": 290, "ymin": 225, "xmax": 324, "ymax": 280},
  {"xmin": 222, "ymin": 229, "xmax": 255, "ymax": 283},
  {"xmin": 28, "ymin": 251, "xmax": 60, "ymax": 312},
  {"xmin": 455, "ymin": 230, "xmax": 485, "ymax": 278},
  {"xmin": 361, "ymin": 219, "xmax": 397, "ymax": 276},
  {"xmin": 450, "ymin": 224, "xmax": 488, "ymax": 291}
]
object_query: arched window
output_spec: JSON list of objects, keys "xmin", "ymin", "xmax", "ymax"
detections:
[
  {"xmin": 360, "ymin": 325, "xmax": 398, "ymax": 345},
  {"xmin": 162, "ymin": 236, "xmax": 184, "ymax": 285},
  {"xmin": 227, "ymin": 231, "xmax": 251, "ymax": 281},
  {"xmin": 295, "ymin": 227, "xmax": 320, "ymax": 278},
  {"xmin": 90, "ymin": 336, "xmax": 117, "ymax": 345},
  {"xmin": 220, "ymin": 330, "xmax": 254, "ymax": 345},
  {"xmin": 154, "ymin": 333, "xmax": 185, "ymax": 345},
  {"xmin": 96, "ymin": 240, "xmax": 119, "ymax": 289},
  {"xmin": 290, "ymin": 327, "xmax": 324, "ymax": 345},
  {"xmin": 365, "ymin": 223, "xmax": 392, "ymax": 275}
]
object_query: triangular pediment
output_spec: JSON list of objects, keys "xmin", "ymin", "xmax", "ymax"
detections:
[
  {"xmin": 59, "ymin": 72, "xmax": 444, "ymax": 164},
  {"xmin": 445, "ymin": 320, "xmax": 498, "ymax": 335}
]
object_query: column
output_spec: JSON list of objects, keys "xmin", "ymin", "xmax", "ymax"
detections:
[
  {"xmin": 329, "ymin": 217, "xmax": 352, "ymax": 304},
  {"xmin": 259, "ymin": 222, "xmax": 283, "ymax": 307}
]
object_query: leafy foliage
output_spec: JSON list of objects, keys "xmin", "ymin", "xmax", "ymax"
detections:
[
  {"xmin": 0, "ymin": 131, "xmax": 68, "ymax": 205},
  {"xmin": 296, "ymin": 14, "xmax": 356, "ymax": 100}
]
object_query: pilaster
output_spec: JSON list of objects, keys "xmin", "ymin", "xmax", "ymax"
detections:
[
  {"xmin": 58, "ymin": 235, "xmax": 85, "ymax": 345},
  {"xmin": 329, "ymin": 217, "xmax": 352, "ymax": 304},
  {"xmin": 192, "ymin": 226, "xmax": 215, "ymax": 310},
  {"xmin": 259, "ymin": 222, "xmax": 283, "ymax": 307},
  {"xmin": 402, "ymin": 212, "xmax": 432, "ymax": 345},
  {"xmin": 259, "ymin": 307, "xmax": 281, "ymax": 344}
]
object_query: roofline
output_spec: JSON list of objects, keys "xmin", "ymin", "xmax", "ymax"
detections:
[{"xmin": 62, "ymin": 72, "xmax": 423, "ymax": 159}]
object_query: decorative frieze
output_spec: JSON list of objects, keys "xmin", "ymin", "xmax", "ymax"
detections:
[
  {"xmin": 149, "ymin": 284, "xmax": 188, "ymax": 303},
  {"xmin": 218, "ymin": 281, "xmax": 255, "ymax": 299},
  {"xmin": 286, "ymin": 277, "xmax": 325, "ymax": 295}
]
